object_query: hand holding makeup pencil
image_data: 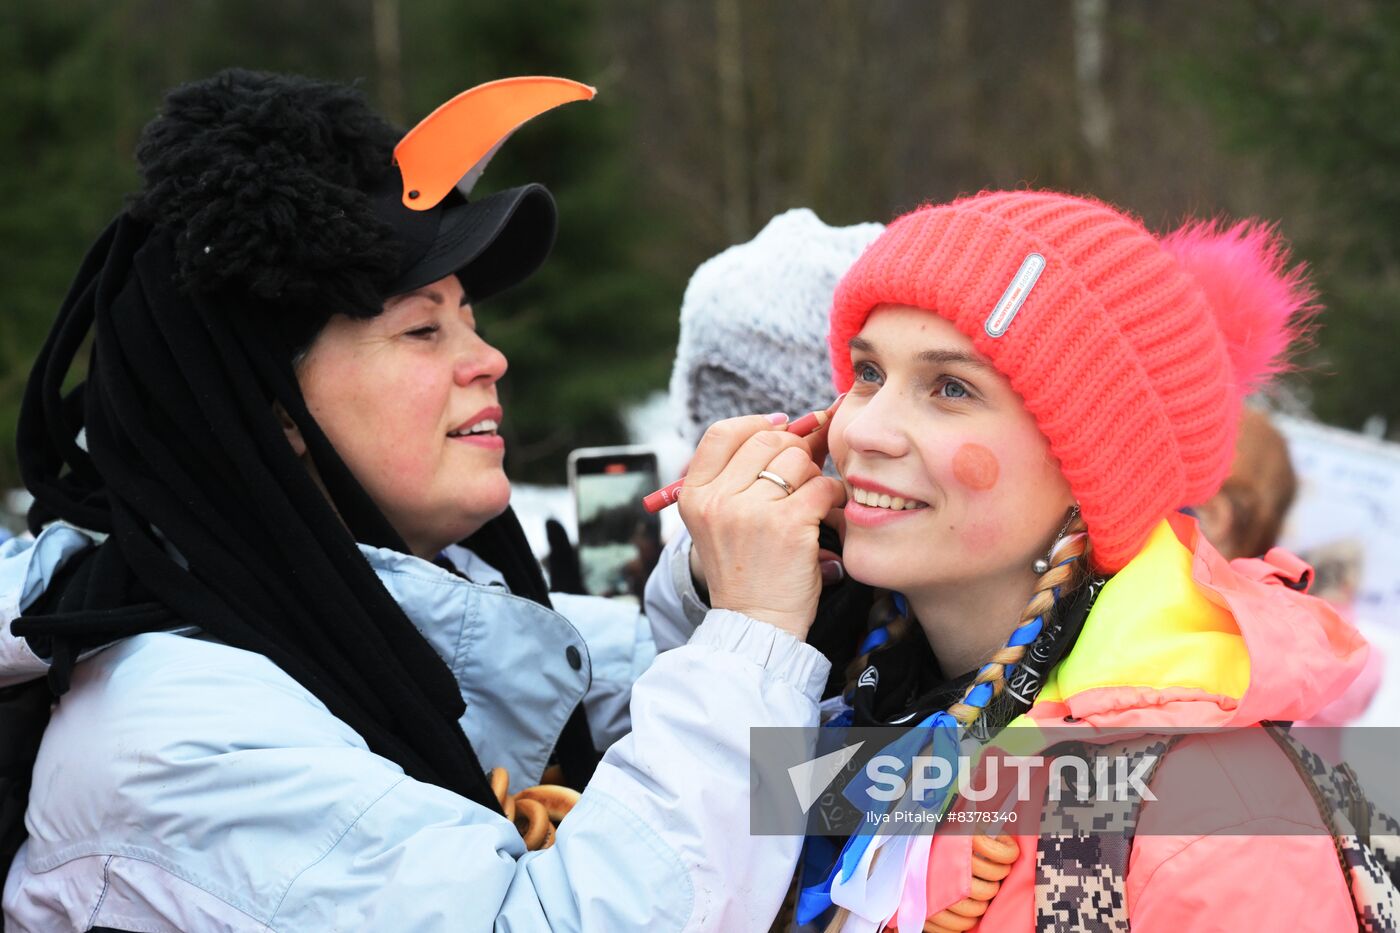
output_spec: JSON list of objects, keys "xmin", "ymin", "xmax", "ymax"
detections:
[
  {"xmin": 642, "ymin": 397, "xmax": 844, "ymax": 512},
  {"xmin": 668, "ymin": 399, "xmax": 847, "ymax": 640}
]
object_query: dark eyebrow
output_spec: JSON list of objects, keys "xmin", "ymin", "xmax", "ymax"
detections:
[
  {"xmin": 915, "ymin": 349, "xmax": 996, "ymax": 371},
  {"xmin": 848, "ymin": 336, "xmax": 995, "ymax": 372}
]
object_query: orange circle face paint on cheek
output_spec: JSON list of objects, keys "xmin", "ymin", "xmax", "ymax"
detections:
[{"xmin": 952, "ymin": 443, "xmax": 1000, "ymax": 491}]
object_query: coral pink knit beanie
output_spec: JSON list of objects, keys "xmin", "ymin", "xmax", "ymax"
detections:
[{"xmin": 828, "ymin": 190, "xmax": 1315, "ymax": 573}]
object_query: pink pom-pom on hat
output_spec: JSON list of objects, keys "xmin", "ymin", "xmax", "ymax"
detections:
[
  {"xmin": 828, "ymin": 191, "xmax": 1316, "ymax": 573},
  {"xmin": 1160, "ymin": 219, "xmax": 1318, "ymax": 406}
]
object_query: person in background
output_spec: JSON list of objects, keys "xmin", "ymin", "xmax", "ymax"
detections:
[
  {"xmin": 1194, "ymin": 407, "xmax": 1299, "ymax": 560},
  {"xmin": 648, "ymin": 209, "xmax": 883, "ymax": 677},
  {"xmin": 1198, "ymin": 408, "xmax": 1386, "ymax": 755},
  {"xmin": 668, "ymin": 208, "xmax": 885, "ymax": 450}
]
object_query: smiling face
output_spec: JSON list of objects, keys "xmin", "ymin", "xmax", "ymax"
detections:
[
  {"xmin": 829, "ymin": 305, "xmax": 1075, "ymax": 596},
  {"xmin": 294, "ymin": 274, "xmax": 510, "ymax": 559}
]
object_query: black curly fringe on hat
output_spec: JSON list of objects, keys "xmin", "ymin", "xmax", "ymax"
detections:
[{"xmin": 129, "ymin": 68, "xmax": 403, "ymax": 321}]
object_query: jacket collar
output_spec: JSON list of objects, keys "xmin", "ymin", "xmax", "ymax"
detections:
[
  {"xmin": 355, "ymin": 541, "xmax": 591, "ymax": 792},
  {"xmin": 1023, "ymin": 515, "xmax": 1368, "ymax": 730}
]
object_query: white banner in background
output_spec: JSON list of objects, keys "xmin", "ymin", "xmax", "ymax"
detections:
[{"xmin": 1275, "ymin": 415, "xmax": 1400, "ymax": 632}]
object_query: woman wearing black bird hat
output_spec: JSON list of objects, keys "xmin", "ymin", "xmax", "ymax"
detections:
[{"xmin": 0, "ymin": 70, "xmax": 836, "ymax": 931}]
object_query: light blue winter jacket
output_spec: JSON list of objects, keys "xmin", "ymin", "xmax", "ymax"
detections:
[{"xmin": 0, "ymin": 523, "xmax": 828, "ymax": 931}]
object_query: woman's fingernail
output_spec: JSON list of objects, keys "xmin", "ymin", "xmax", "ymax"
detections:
[
  {"xmin": 820, "ymin": 559, "xmax": 845, "ymax": 584},
  {"xmin": 766, "ymin": 412, "xmax": 789, "ymax": 425}
]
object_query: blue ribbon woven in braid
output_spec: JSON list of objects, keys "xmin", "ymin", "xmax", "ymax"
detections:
[{"xmin": 795, "ymin": 578, "xmax": 1096, "ymax": 924}]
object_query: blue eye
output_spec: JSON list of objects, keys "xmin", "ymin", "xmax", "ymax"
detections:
[
  {"xmin": 853, "ymin": 361, "xmax": 883, "ymax": 384},
  {"xmin": 938, "ymin": 378, "xmax": 970, "ymax": 399}
]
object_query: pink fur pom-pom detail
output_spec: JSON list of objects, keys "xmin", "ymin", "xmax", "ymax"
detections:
[{"xmin": 1161, "ymin": 219, "xmax": 1319, "ymax": 402}]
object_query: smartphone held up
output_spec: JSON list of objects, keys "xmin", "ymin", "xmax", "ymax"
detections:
[{"xmin": 566, "ymin": 446, "xmax": 663, "ymax": 603}]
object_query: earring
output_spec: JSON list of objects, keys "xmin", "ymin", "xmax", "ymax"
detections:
[{"xmin": 1034, "ymin": 505, "xmax": 1081, "ymax": 574}]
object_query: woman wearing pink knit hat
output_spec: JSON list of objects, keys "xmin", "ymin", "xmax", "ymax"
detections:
[{"xmin": 674, "ymin": 190, "xmax": 1378, "ymax": 931}]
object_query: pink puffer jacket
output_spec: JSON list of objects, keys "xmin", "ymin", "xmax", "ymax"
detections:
[{"xmin": 907, "ymin": 516, "xmax": 1370, "ymax": 932}]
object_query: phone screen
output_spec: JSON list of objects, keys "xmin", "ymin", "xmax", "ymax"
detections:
[{"xmin": 570, "ymin": 449, "xmax": 662, "ymax": 602}]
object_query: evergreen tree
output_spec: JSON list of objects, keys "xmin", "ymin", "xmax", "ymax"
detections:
[
  {"xmin": 1192, "ymin": 0, "xmax": 1400, "ymax": 433},
  {"xmin": 0, "ymin": 2, "xmax": 149, "ymax": 501}
]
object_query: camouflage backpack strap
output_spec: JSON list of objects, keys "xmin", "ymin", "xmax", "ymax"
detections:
[
  {"xmin": 1035, "ymin": 734, "xmax": 1179, "ymax": 933},
  {"xmin": 1263, "ymin": 721, "xmax": 1400, "ymax": 933}
]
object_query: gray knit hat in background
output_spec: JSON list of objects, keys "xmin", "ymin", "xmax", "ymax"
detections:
[{"xmin": 669, "ymin": 208, "xmax": 885, "ymax": 447}]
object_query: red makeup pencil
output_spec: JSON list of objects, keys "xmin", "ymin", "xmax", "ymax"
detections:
[{"xmin": 642, "ymin": 396, "xmax": 844, "ymax": 513}]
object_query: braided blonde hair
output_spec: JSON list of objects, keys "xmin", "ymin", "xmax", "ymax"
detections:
[
  {"xmin": 947, "ymin": 512, "xmax": 1091, "ymax": 729},
  {"xmin": 821, "ymin": 513, "xmax": 1093, "ymax": 933},
  {"xmin": 842, "ymin": 513, "xmax": 1091, "ymax": 718}
]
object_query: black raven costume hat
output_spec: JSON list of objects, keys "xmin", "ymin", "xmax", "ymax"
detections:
[
  {"xmin": 13, "ymin": 69, "xmax": 598, "ymax": 810},
  {"xmin": 132, "ymin": 69, "xmax": 590, "ymax": 355}
]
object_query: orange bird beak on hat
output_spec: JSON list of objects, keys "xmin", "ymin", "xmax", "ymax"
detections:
[{"xmin": 393, "ymin": 75, "xmax": 596, "ymax": 210}]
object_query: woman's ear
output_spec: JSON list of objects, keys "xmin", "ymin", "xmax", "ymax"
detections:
[
  {"xmin": 273, "ymin": 401, "xmax": 308, "ymax": 458},
  {"xmin": 1194, "ymin": 491, "xmax": 1237, "ymax": 559}
]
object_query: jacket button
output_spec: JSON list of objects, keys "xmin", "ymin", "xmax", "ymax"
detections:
[{"xmin": 566, "ymin": 645, "xmax": 582, "ymax": 671}]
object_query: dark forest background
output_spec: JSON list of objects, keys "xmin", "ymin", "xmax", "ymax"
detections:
[{"xmin": 3, "ymin": 0, "xmax": 1396, "ymax": 490}]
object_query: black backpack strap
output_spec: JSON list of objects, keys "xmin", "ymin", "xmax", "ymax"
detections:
[
  {"xmin": 1035, "ymin": 734, "xmax": 1179, "ymax": 933},
  {"xmin": 1263, "ymin": 722, "xmax": 1400, "ymax": 933}
]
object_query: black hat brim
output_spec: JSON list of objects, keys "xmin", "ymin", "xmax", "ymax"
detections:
[{"xmin": 384, "ymin": 183, "xmax": 557, "ymax": 302}]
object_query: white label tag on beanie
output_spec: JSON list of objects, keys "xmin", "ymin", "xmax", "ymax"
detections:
[{"xmin": 985, "ymin": 252, "xmax": 1046, "ymax": 338}]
